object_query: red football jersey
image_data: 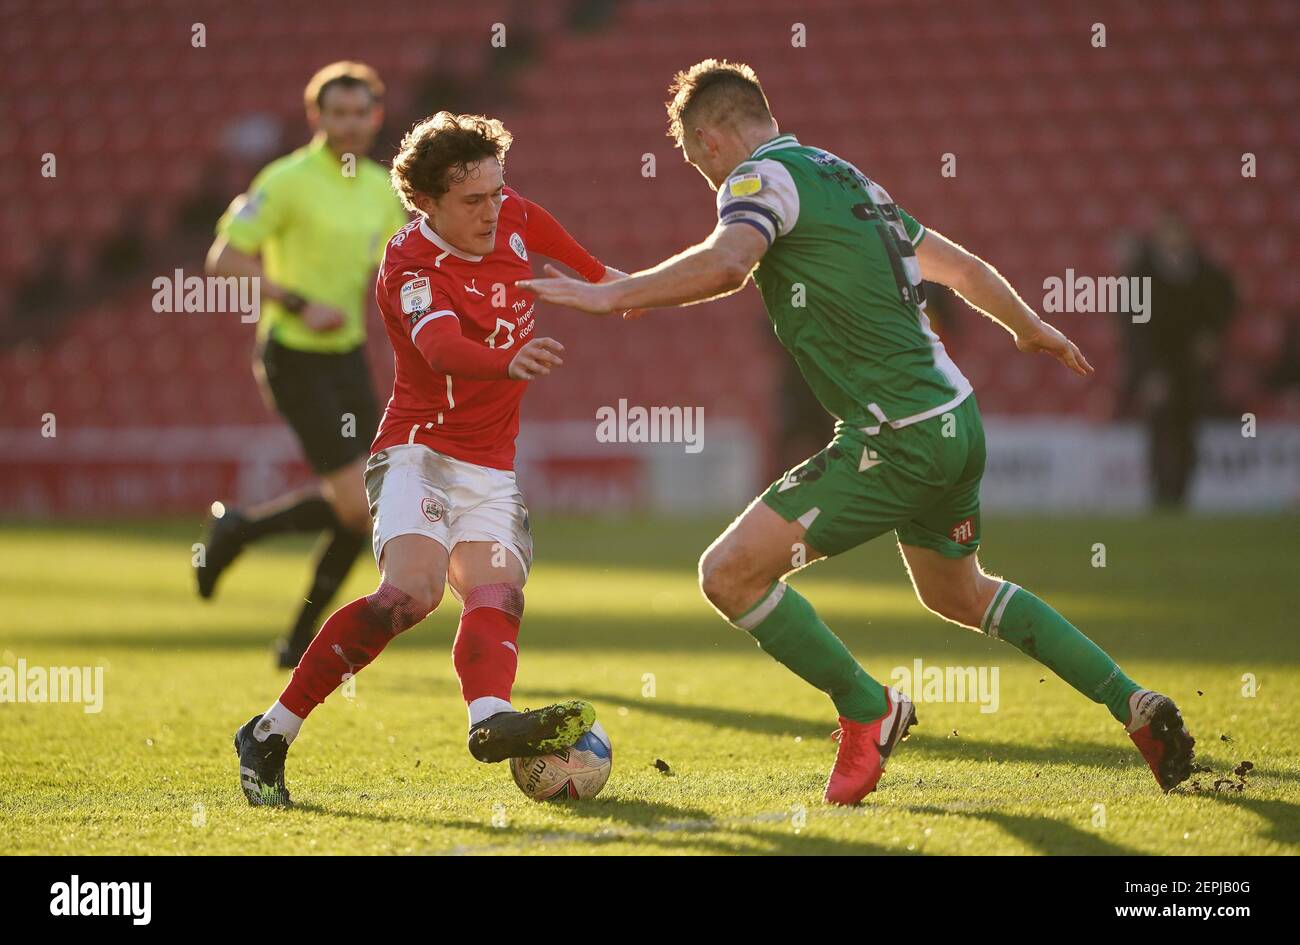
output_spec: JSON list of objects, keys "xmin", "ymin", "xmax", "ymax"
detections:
[{"xmin": 372, "ymin": 187, "xmax": 605, "ymax": 470}]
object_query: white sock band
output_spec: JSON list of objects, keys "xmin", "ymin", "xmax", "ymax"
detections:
[
  {"xmin": 468, "ymin": 696, "xmax": 514, "ymax": 728},
  {"xmin": 255, "ymin": 701, "xmax": 304, "ymax": 745}
]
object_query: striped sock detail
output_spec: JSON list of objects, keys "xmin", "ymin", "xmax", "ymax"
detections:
[
  {"xmin": 730, "ymin": 581, "xmax": 787, "ymax": 632},
  {"xmin": 980, "ymin": 581, "xmax": 1021, "ymax": 639}
]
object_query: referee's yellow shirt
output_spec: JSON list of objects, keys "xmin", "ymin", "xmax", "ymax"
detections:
[{"xmin": 218, "ymin": 135, "xmax": 409, "ymax": 353}]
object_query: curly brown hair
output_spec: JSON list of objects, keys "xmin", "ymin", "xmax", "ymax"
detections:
[
  {"xmin": 389, "ymin": 112, "xmax": 513, "ymax": 212},
  {"xmin": 665, "ymin": 59, "xmax": 772, "ymax": 147}
]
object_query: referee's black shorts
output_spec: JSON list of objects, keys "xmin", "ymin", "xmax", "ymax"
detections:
[{"xmin": 257, "ymin": 337, "xmax": 380, "ymax": 475}]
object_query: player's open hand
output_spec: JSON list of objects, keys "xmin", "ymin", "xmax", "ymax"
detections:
[
  {"xmin": 518, "ymin": 264, "xmax": 619, "ymax": 316},
  {"xmin": 300, "ymin": 302, "xmax": 346, "ymax": 333},
  {"xmin": 508, "ymin": 336, "xmax": 565, "ymax": 380},
  {"xmin": 597, "ymin": 267, "xmax": 648, "ymax": 321},
  {"xmin": 1015, "ymin": 319, "xmax": 1094, "ymax": 377}
]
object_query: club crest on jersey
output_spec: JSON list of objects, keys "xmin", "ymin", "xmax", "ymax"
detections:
[
  {"xmin": 421, "ymin": 497, "xmax": 444, "ymax": 524},
  {"xmin": 728, "ymin": 173, "xmax": 763, "ymax": 197},
  {"xmin": 509, "ymin": 232, "xmax": 528, "ymax": 261},
  {"xmin": 401, "ymin": 276, "xmax": 432, "ymax": 315}
]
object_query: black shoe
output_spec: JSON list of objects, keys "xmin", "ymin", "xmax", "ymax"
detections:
[
  {"xmin": 196, "ymin": 502, "xmax": 249, "ymax": 600},
  {"xmin": 234, "ymin": 714, "xmax": 292, "ymax": 807},
  {"xmin": 1126, "ymin": 691, "xmax": 1196, "ymax": 792},
  {"xmin": 467, "ymin": 700, "xmax": 596, "ymax": 763},
  {"xmin": 274, "ymin": 638, "xmax": 306, "ymax": 671}
]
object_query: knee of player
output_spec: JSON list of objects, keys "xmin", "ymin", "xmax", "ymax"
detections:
[
  {"xmin": 462, "ymin": 582, "xmax": 525, "ymax": 620},
  {"xmin": 414, "ymin": 576, "xmax": 446, "ymax": 618},
  {"xmin": 697, "ymin": 548, "xmax": 728, "ymax": 604},
  {"xmin": 698, "ymin": 548, "xmax": 752, "ymax": 612},
  {"xmin": 369, "ymin": 577, "xmax": 443, "ymax": 632}
]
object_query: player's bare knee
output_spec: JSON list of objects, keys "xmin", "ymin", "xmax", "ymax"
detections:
[
  {"xmin": 699, "ymin": 547, "xmax": 768, "ymax": 617},
  {"xmin": 698, "ymin": 546, "xmax": 738, "ymax": 610},
  {"xmin": 412, "ymin": 575, "xmax": 446, "ymax": 617},
  {"xmin": 374, "ymin": 573, "xmax": 443, "ymax": 628}
]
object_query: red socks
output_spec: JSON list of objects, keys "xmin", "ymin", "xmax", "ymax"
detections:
[
  {"xmin": 276, "ymin": 581, "xmax": 523, "ymax": 721},
  {"xmin": 452, "ymin": 583, "xmax": 523, "ymax": 703},
  {"xmin": 278, "ymin": 582, "xmax": 428, "ymax": 718}
]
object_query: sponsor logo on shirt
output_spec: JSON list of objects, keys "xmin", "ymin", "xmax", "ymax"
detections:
[
  {"xmin": 727, "ymin": 173, "xmax": 763, "ymax": 197},
  {"xmin": 401, "ymin": 276, "xmax": 432, "ymax": 314}
]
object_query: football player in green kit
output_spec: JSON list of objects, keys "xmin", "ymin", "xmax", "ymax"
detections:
[{"xmin": 521, "ymin": 60, "xmax": 1195, "ymax": 804}]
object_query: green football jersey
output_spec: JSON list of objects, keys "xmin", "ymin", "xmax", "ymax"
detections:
[{"xmin": 717, "ymin": 133, "xmax": 971, "ymax": 430}]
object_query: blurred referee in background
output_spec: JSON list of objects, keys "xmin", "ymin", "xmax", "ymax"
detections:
[{"xmin": 198, "ymin": 62, "xmax": 408, "ymax": 668}]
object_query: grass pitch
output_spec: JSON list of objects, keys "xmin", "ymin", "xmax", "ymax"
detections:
[{"xmin": 2, "ymin": 513, "xmax": 1297, "ymax": 855}]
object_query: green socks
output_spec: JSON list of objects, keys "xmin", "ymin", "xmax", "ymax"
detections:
[
  {"xmin": 733, "ymin": 581, "xmax": 888, "ymax": 722},
  {"xmin": 728, "ymin": 577, "xmax": 1138, "ymax": 726},
  {"xmin": 982, "ymin": 582, "xmax": 1140, "ymax": 723}
]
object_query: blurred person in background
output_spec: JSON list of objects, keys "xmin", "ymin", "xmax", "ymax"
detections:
[
  {"xmin": 197, "ymin": 62, "xmax": 409, "ymax": 668},
  {"xmin": 1265, "ymin": 311, "xmax": 1300, "ymax": 408},
  {"xmin": 1120, "ymin": 208, "xmax": 1236, "ymax": 508}
]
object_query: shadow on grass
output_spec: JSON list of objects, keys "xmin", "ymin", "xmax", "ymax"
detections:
[
  {"xmin": 1189, "ymin": 793, "xmax": 1300, "ymax": 848},
  {"xmin": 902, "ymin": 804, "xmax": 1144, "ymax": 854},
  {"xmin": 525, "ymin": 685, "xmax": 1136, "ymax": 770},
  {"xmin": 290, "ymin": 794, "xmax": 904, "ymax": 855}
]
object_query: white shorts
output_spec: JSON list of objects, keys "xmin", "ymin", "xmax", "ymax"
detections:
[{"xmin": 364, "ymin": 444, "xmax": 533, "ymax": 579}]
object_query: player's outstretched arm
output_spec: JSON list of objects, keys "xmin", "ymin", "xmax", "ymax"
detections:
[
  {"xmin": 916, "ymin": 229, "xmax": 1093, "ymax": 377},
  {"xmin": 404, "ymin": 304, "xmax": 564, "ymax": 382},
  {"xmin": 518, "ymin": 223, "xmax": 768, "ymax": 317},
  {"xmin": 523, "ymin": 197, "xmax": 607, "ymax": 282}
]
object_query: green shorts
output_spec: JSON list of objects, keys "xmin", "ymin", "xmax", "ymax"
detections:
[{"xmin": 761, "ymin": 394, "xmax": 986, "ymax": 558}]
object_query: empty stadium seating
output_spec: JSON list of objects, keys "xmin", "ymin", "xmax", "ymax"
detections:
[{"xmin": 1, "ymin": 0, "xmax": 1296, "ymax": 465}]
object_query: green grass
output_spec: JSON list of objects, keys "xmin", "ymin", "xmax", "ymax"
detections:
[{"xmin": 2, "ymin": 514, "xmax": 1298, "ymax": 855}]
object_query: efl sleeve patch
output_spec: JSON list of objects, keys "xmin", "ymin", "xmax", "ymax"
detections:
[
  {"xmin": 727, "ymin": 173, "xmax": 763, "ymax": 197},
  {"xmin": 400, "ymin": 276, "xmax": 433, "ymax": 315},
  {"xmin": 716, "ymin": 160, "xmax": 800, "ymax": 241}
]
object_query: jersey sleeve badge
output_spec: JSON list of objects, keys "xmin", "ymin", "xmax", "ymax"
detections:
[
  {"xmin": 400, "ymin": 276, "xmax": 432, "ymax": 315},
  {"xmin": 727, "ymin": 173, "xmax": 763, "ymax": 197}
]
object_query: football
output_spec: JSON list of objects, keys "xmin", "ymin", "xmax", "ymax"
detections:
[{"xmin": 509, "ymin": 722, "xmax": 613, "ymax": 801}]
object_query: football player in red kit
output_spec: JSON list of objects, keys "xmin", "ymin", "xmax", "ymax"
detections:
[{"xmin": 234, "ymin": 112, "xmax": 624, "ymax": 805}]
